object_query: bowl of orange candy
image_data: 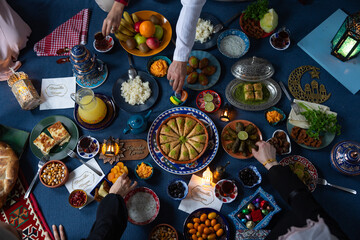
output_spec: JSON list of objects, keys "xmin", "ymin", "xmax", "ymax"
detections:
[{"xmin": 107, "ymin": 162, "xmax": 129, "ymax": 184}]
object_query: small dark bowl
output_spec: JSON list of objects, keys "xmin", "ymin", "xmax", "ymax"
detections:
[
  {"xmin": 265, "ymin": 107, "xmax": 286, "ymax": 126},
  {"xmin": 135, "ymin": 161, "xmax": 154, "ymax": 180},
  {"xmin": 167, "ymin": 179, "xmax": 188, "ymax": 200},
  {"xmin": 69, "ymin": 189, "xmax": 88, "ymax": 208},
  {"xmin": 238, "ymin": 165, "xmax": 262, "ymax": 188},
  {"xmin": 147, "ymin": 56, "xmax": 172, "ymax": 78},
  {"xmin": 149, "ymin": 223, "xmax": 179, "ymax": 240}
]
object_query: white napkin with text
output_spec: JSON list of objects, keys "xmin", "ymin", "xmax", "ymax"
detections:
[
  {"xmin": 40, "ymin": 76, "xmax": 76, "ymax": 110},
  {"xmin": 178, "ymin": 174, "xmax": 223, "ymax": 214},
  {"xmin": 65, "ymin": 158, "xmax": 105, "ymax": 209}
]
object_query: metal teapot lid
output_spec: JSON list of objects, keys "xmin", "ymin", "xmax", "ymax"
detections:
[
  {"xmin": 231, "ymin": 56, "xmax": 274, "ymax": 82},
  {"xmin": 71, "ymin": 45, "xmax": 88, "ymax": 58},
  {"xmin": 330, "ymin": 140, "xmax": 360, "ymax": 176}
]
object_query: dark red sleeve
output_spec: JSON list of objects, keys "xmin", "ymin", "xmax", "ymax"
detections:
[{"xmin": 114, "ymin": 0, "xmax": 128, "ymax": 6}]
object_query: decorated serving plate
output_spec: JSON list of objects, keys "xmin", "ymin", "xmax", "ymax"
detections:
[
  {"xmin": 286, "ymin": 120, "xmax": 335, "ymax": 150},
  {"xmin": 112, "ymin": 71, "xmax": 159, "ymax": 113},
  {"xmin": 215, "ymin": 179, "xmax": 238, "ymax": 203},
  {"xmin": 75, "ymin": 59, "xmax": 108, "ymax": 89},
  {"xmin": 147, "ymin": 107, "xmax": 219, "ymax": 175},
  {"xmin": 183, "ymin": 208, "xmax": 230, "ymax": 240},
  {"xmin": 74, "ymin": 94, "xmax": 116, "ymax": 131},
  {"xmin": 330, "ymin": 140, "xmax": 360, "ymax": 176},
  {"xmin": 225, "ymin": 78, "xmax": 281, "ymax": 111},
  {"xmin": 279, "ymin": 155, "xmax": 318, "ymax": 192},
  {"xmin": 184, "ymin": 50, "xmax": 221, "ymax": 91},
  {"xmin": 193, "ymin": 12, "xmax": 222, "ymax": 50},
  {"xmin": 93, "ymin": 35, "xmax": 114, "ymax": 53},
  {"xmin": 30, "ymin": 115, "xmax": 79, "ymax": 160},
  {"xmin": 196, "ymin": 90, "xmax": 222, "ymax": 113}
]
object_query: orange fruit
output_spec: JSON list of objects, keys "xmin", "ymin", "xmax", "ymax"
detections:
[{"xmin": 139, "ymin": 21, "xmax": 155, "ymax": 38}]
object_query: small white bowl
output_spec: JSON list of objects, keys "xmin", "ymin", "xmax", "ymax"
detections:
[
  {"xmin": 77, "ymin": 136, "xmax": 100, "ymax": 159},
  {"xmin": 93, "ymin": 35, "xmax": 114, "ymax": 53},
  {"xmin": 269, "ymin": 32, "xmax": 290, "ymax": 51}
]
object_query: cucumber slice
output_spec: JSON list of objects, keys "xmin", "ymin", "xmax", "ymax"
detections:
[
  {"xmin": 203, "ymin": 93, "xmax": 214, "ymax": 102},
  {"xmin": 204, "ymin": 102, "xmax": 215, "ymax": 112}
]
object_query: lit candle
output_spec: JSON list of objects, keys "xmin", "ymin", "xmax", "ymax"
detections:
[
  {"xmin": 202, "ymin": 167, "xmax": 213, "ymax": 186},
  {"xmin": 102, "ymin": 137, "xmax": 119, "ymax": 157},
  {"xmin": 220, "ymin": 103, "xmax": 231, "ymax": 122}
]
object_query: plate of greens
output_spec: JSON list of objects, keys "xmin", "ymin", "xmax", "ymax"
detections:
[{"xmin": 225, "ymin": 78, "xmax": 281, "ymax": 111}]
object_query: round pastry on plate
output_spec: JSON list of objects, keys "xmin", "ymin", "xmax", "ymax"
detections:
[{"xmin": 156, "ymin": 114, "xmax": 209, "ymax": 164}]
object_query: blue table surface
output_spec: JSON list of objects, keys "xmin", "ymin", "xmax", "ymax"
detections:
[{"xmin": 2, "ymin": 0, "xmax": 360, "ymax": 239}]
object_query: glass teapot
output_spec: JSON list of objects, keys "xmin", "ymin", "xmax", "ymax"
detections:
[{"xmin": 70, "ymin": 88, "xmax": 107, "ymax": 124}]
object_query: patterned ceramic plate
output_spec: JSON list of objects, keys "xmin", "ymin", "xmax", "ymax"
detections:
[
  {"xmin": 184, "ymin": 50, "xmax": 221, "ymax": 91},
  {"xmin": 93, "ymin": 35, "xmax": 114, "ymax": 53},
  {"xmin": 124, "ymin": 187, "xmax": 160, "ymax": 225},
  {"xmin": 229, "ymin": 187, "xmax": 280, "ymax": 230},
  {"xmin": 147, "ymin": 107, "xmax": 219, "ymax": 175},
  {"xmin": 196, "ymin": 90, "xmax": 222, "ymax": 113},
  {"xmin": 183, "ymin": 208, "xmax": 230, "ymax": 240},
  {"xmin": 214, "ymin": 179, "xmax": 238, "ymax": 203},
  {"xmin": 217, "ymin": 29, "xmax": 250, "ymax": 58},
  {"xmin": 279, "ymin": 155, "xmax": 318, "ymax": 192},
  {"xmin": 75, "ymin": 59, "xmax": 108, "ymax": 89},
  {"xmin": 74, "ymin": 94, "xmax": 116, "ymax": 131},
  {"xmin": 225, "ymin": 78, "xmax": 281, "ymax": 111},
  {"xmin": 29, "ymin": 115, "xmax": 79, "ymax": 160},
  {"xmin": 76, "ymin": 136, "xmax": 100, "ymax": 159}
]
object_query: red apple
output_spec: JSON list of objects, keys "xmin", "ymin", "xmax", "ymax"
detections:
[
  {"xmin": 146, "ymin": 37, "xmax": 160, "ymax": 50},
  {"xmin": 134, "ymin": 21, "xmax": 143, "ymax": 33}
]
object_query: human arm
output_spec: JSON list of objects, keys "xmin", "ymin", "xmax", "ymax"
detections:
[
  {"xmin": 86, "ymin": 174, "xmax": 137, "ymax": 240},
  {"xmin": 252, "ymin": 141, "xmax": 349, "ymax": 239},
  {"xmin": 167, "ymin": 0, "xmax": 206, "ymax": 93},
  {"xmin": 102, "ymin": 0, "xmax": 128, "ymax": 36}
]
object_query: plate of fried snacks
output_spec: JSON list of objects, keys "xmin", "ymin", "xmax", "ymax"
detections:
[
  {"xmin": 30, "ymin": 115, "xmax": 79, "ymax": 160},
  {"xmin": 221, "ymin": 120, "xmax": 262, "ymax": 159},
  {"xmin": 279, "ymin": 155, "xmax": 318, "ymax": 192},
  {"xmin": 184, "ymin": 50, "xmax": 221, "ymax": 91}
]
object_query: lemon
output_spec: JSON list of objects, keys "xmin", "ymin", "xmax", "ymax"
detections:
[
  {"xmin": 260, "ymin": 8, "xmax": 278, "ymax": 33},
  {"xmin": 237, "ymin": 131, "xmax": 248, "ymax": 140}
]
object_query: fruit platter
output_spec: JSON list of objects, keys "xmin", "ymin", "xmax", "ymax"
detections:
[{"xmin": 115, "ymin": 10, "xmax": 172, "ymax": 57}]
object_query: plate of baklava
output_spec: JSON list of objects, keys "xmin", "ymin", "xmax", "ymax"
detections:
[
  {"xmin": 225, "ymin": 78, "xmax": 282, "ymax": 111},
  {"xmin": 30, "ymin": 115, "xmax": 79, "ymax": 160}
]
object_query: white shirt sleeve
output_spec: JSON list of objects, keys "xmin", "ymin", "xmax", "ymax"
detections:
[{"xmin": 173, "ymin": 0, "xmax": 206, "ymax": 62}]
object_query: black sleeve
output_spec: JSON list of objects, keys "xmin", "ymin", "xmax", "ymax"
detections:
[
  {"xmin": 86, "ymin": 193, "xmax": 128, "ymax": 240},
  {"xmin": 267, "ymin": 165, "xmax": 349, "ymax": 240}
]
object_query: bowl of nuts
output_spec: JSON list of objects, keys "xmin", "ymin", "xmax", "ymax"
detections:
[
  {"xmin": 39, "ymin": 160, "xmax": 69, "ymax": 188},
  {"xmin": 149, "ymin": 223, "xmax": 178, "ymax": 240}
]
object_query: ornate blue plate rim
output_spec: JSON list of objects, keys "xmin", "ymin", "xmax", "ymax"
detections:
[
  {"xmin": 75, "ymin": 59, "xmax": 108, "ymax": 89},
  {"xmin": 147, "ymin": 107, "xmax": 219, "ymax": 175}
]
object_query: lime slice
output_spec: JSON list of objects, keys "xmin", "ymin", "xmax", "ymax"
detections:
[
  {"xmin": 203, "ymin": 93, "xmax": 214, "ymax": 102},
  {"xmin": 238, "ymin": 131, "xmax": 248, "ymax": 140},
  {"xmin": 260, "ymin": 8, "xmax": 278, "ymax": 33},
  {"xmin": 204, "ymin": 102, "xmax": 215, "ymax": 112}
]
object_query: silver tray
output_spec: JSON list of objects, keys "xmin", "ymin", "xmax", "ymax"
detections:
[{"xmin": 225, "ymin": 78, "xmax": 282, "ymax": 111}]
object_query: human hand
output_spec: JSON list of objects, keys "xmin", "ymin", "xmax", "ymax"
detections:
[
  {"xmin": 44, "ymin": 225, "xmax": 66, "ymax": 240},
  {"xmin": 252, "ymin": 141, "xmax": 278, "ymax": 170},
  {"xmin": 167, "ymin": 60, "xmax": 187, "ymax": 94},
  {"xmin": 109, "ymin": 174, "xmax": 137, "ymax": 198},
  {"xmin": 102, "ymin": 2, "xmax": 125, "ymax": 36}
]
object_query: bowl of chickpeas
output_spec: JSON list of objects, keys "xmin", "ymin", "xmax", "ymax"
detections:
[
  {"xmin": 183, "ymin": 208, "xmax": 229, "ymax": 240},
  {"xmin": 39, "ymin": 160, "xmax": 69, "ymax": 188},
  {"xmin": 149, "ymin": 223, "xmax": 178, "ymax": 240}
]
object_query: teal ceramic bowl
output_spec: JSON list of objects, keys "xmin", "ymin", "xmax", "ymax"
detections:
[
  {"xmin": 147, "ymin": 56, "xmax": 172, "ymax": 78},
  {"xmin": 135, "ymin": 161, "xmax": 153, "ymax": 180},
  {"xmin": 265, "ymin": 107, "xmax": 286, "ymax": 126}
]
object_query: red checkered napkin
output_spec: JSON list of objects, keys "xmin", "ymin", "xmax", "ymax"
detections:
[{"xmin": 34, "ymin": 9, "xmax": 90, "ymax": 56}]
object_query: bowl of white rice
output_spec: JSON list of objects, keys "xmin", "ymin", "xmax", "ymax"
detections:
[
  {"xmin": 124, "ymin": 187, "xmax": 160, "ymax": 225},
  {"xmin": 217, "ymin": 29, "xmax": 250, "ymax": 58},
  {"xmin": 121, "ymin": 76, "xmax": 151, "ymax": 106}
]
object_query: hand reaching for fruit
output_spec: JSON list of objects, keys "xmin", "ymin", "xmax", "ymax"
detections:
[
  {"xmin": 102, "ymin": 1, "xmax": 125, "ymax": 36},
  {"xmin": 109, "ymin": 174, "xmax": 137, "ymax": 198}
]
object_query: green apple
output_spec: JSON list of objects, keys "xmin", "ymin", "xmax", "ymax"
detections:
[
  {"xmin": 154, "ymin": 25, "xmax": 164, "ymax": 40},
  {"xmin": 134, "ymin": 33, "xmax": 147, "ymax": 46},
  {"xmin": 260, "ymin": 9, "xmax": 278, "ymax": 33}
]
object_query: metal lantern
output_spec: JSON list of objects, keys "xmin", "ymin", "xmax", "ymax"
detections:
[
  {"xmin": 331, "ymin": 12, "xmax": 360, "ymax": 62},
  {"xmin": 101, "ymin": 136, "xmax": 119, "ymax": 157},
  {"xmin": 202, "ymin": 167, "xmax": 213, "ymax": 186},
  {"xmin": 220, "ymin": 103, "xmax": 231, "ymax": 122}
]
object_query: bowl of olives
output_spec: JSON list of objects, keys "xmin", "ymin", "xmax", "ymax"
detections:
[
  {"xmin": 167, "ymin": 179, "xmax": 188, "ymax": 200},
  {"xmin": 238, "ymin": 165, "xmax": 262, "ymax": 188}
]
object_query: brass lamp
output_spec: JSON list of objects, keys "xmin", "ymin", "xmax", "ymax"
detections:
[
  {"xmin": 331, "ymin": 12, "xmax": 360, "ymax": 62},
  {"xmin": 220, "ymin": 103, "xmax": 231, "ymax": 122},
  {"xmin": 101, "ymin": 136, "xmax": 120, "ymax": 157}
]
